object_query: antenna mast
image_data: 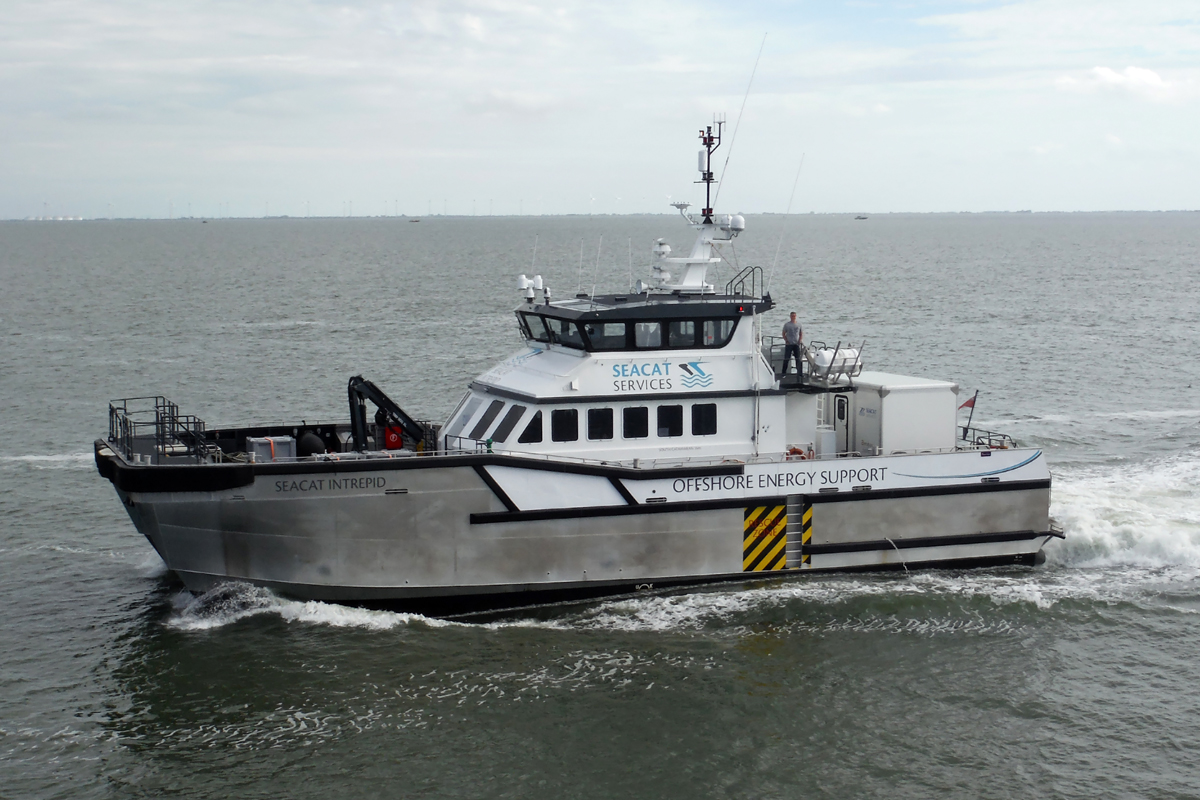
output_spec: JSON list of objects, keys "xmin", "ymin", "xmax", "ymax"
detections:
[{"xmin": 697, "ymin": 115, "xmax": 725, "ymax": 223}]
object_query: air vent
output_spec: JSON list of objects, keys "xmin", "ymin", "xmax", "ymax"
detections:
[{"xmin": 981, "ymin": 477, "xmax": 1000, "ymax": 484}]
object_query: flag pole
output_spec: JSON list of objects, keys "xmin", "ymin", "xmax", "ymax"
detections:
[{"xmin": 962, "ymin": 389, "xmax": 979, "ymax": 439}]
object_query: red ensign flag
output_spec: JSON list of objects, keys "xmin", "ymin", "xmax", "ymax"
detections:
[{"xmin": 959, "ymin": 396, "xmax": 976, "ymax": 410}]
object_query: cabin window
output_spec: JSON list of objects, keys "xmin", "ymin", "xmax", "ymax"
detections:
[
  {"xmin": 584, "ymin": 321, "xmax": 628, "ymax": 350},
  {"xmin": 657, "ymin": 405, "xmax": 683, "ymax": 437},
  {"xmin": 692, "ymin": 403, "xmax": 717, "ymax": 436},
  {"xmin": 445, "ymin": 396, "xmax": 484, "ymax": 437},
  {"xmin": 468, "ymin": 400, "xmax": 505, "ymax": 440},
  {"xmin": 544, "ymin": 318, "xmax": 586, "ymax": 349},
  {"xmin": 551, "ymin": 409, "xmax": 579, "ymax": 442},
  {"xmin": 588, "ymin": 408, "xmax": 614, "ymax": 440},
  {"xmin": 623, "ymin": 406, "xmax": 649, "ymax": 439},
  {"xmin": 634, "ymin": 322, "xmax": 662, "ymax": 348},
  {"xmin": 491, "ymin": 404, "xmax": 527, "ymax": 443},
  {"xmin": 669, "ymin": 320, "xmax": 696, "ymax": 348},
  {"xmin": 517, "ymin": 411, "xmax": 543, "ymax": 443},
  {"xmin": 702, "ymin": 319, "xmax": 736, "ymax": 347},
  {"xmin": 521, "ymin": 313, "xmax": 551, "ymax": 343}
]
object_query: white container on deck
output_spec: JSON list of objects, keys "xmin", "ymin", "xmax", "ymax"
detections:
[{"xmin": 846, "ymin": 372, "xmax": 958, "ymax": 455}]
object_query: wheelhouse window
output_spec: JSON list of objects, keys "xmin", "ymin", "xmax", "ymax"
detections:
[
  {"xmin": 692, "ymin": 403, "xmax": 717, "ymax": 436},
  {"xmin": 588, "ymin": 408, "xmax": 614, "ymax": 440},
  {"xmin": 584, "ymin": 322, "xmax": 628, "ymax": 350},
  {"xmin": 634, "ymin": 322, "xmax": 662, "ymax": 348},
  {"xmin": 491, "ymin": 404, "xmax": 527, "ymax": 443},
  {"xmin": 517, "ymin": 411, "xmax": 543, "ymax": 443},
  {"xmin": 551, "ymin": 409, "xmax": 579, "ymax": 442},
  {"xmin": 521, "ymin": 313, "xmax": 551, "ymax": 343},
  {"xmin": 657, "ymin": 405, "xmax": 683, "ymax": 437},
  {"xmin": 702, "ymin": 319, "xmax": 736, "ymax": 347},
  {"xmin": 668, "ymin": 320, "xmax": 696, "ymax": 348},
  {"xmin": 543, "ymin": 318, "xmax": 586, "ymax": 349},
  {"xmin": 623, "ymin": 406, "xmax": 648, "ymax": 439}
]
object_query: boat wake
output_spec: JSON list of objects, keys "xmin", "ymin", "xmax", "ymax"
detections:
[
  {"xmin": 166, "ymin": 583, "xmax": 455, "ymax": 632},
  {"xmin": 0, "ymin": 452, "xmax": 94, "ymax": 469},
  {"xmin": 1049, "ymin": 451, "xmax": 1200, "ymax": 569},
  {"xmin": 163, "ymin": 452, "xmax": 1200, "ymax": 634}
]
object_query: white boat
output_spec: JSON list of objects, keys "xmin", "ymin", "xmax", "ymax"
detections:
[{"xmin": 95, "ymin": 120, "xmax": 1059, "ymax": 613}]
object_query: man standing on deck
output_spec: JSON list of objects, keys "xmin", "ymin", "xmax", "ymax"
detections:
[{"xmin": 782, "ymin": 312, "xmax": 803, "ymax": 379}]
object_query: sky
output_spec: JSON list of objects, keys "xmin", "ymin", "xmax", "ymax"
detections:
[{"xmin": 2, "ymin": 0, "xmax": 1198, "ymax": 219}]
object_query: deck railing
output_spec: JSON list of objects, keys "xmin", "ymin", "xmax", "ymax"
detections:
[{"xmin": 108, "ymin": 396, "xmax": 210, "ymax": 464}]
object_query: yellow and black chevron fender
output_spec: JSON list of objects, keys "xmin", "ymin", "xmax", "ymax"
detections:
[{"xmin": 743, "ymin": 505, "xmax": 787, "ymax": 571}]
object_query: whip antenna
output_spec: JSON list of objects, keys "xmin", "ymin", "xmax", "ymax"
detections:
[
  {"xmin": 767, "ymin": 152, "xmax": 805, "ymax": 293},
  {"xmin": 714, "ymin": 32, "xmax": 767, "ymax": 209}
]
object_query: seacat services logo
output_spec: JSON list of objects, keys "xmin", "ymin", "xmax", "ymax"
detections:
[{"xmin": 678, "ymin": 362, "xmax": 713, "ymax": 388}]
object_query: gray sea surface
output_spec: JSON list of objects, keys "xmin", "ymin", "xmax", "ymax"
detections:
[{"xmin": 2, "ymin": 212, "xmax": 1199, "ymax": 798}]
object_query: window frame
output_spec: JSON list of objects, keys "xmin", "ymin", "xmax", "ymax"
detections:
[
  {"xmin": 691, "ymin": 403, "xmax": 718, "ymax": 436},
  {"xmin": 657, "ymin": 405, "xmax": 684, "ymax": 438},
  {"xmin": 517, "ymin": 410, "xmax": 543, "ymax": 443},
  {"xmin": 587, "ymin": 408, "xmax": 614, "ymax": 441},
  {"xmin": 622, "ymin": 406, "xmax": 649, "ymax": 439},
  {"xmin": 551, "ymin": 408, "xmax": 579, "ymax": 442}
]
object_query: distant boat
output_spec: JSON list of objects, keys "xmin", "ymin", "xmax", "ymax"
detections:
[
  {"xmin": 409, "ymin": 218, "xmax": 421, "ymax": 223},
  {"xmin": 855, "ymin": 215, "xmax": 868, "ymax": 220}
]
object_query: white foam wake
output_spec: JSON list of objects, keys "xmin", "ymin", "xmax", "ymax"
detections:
[
  {"xmin": 167, "ymin": 583, "xmax": 455, "ymax": 632},
  {"xmin": 0, "ymin": 453, "xmax": 94, "ymax": 468},
  {"xmin": 1048, "ymin": 452, "xmax": 1200, "ymax": 568}
]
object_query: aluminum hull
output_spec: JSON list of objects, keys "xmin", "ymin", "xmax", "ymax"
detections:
[{"xmin": 97, "ymin": 442, "xmax": 1056, "ymax": 612}]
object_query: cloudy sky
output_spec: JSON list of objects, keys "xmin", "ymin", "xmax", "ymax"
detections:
[{"xmin": 3, "ymin": 0, "xmax": 1198, "ymax": 218}]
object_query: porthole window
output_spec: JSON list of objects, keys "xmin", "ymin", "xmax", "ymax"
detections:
[
  {"xmin": 551, "ymin": 409, "xmax": 579, "ymax": 442},
  {"xmin": 517, "ymin": 411, "xmax": 543, "ymax": 443},
  {"xmin": 692, "ymin": 403, "xmax": 717, "ymax": 436},
  {"xmin": 588, "ymin": 408, "xmax": 614, "ymax": 440},
  {"xmin": 623, "ymin": 407, "xmax": 649, "ymax": 439},
  {"xmin": 657, "ymin": 405, "xmax": 683, "ymax": 437}
]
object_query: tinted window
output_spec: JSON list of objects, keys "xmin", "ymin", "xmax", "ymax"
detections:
[
  {"xmin": 491, "ymin": 404, "xmax": 527, "ymax": 443},
  {"xmin": 702, "ymin": 319, "xmax": 736, "ymax": 347},
  {"xmin": 634, "ymin": 322, "xmax": 662, "ymax": 348},
  {"xmin": 551, "ymin": 409, "xmax": 578, "ymax": 442},
  {"xmin": 588, "ymin": 408, "xmax": 614, "ymax": 440},
  {"xmin": 692, "ymin": 403, "xmax": 717, "ymax": 436},
  {"xmin": 522, "ymin": 314, "xmax": 551, "ymax": 343},
  {"xmin": 584, "ymin": 321, "xmax": 627, "ymax": 350},
  {"xmin": 657, "ymin": 405, "xmax": 683, "ymax": 437},
  {"xmin": 517, "ymin": 411, "xmax": 543, "ymax": 443},
  {"xmin": 544, "ymin": 318, "xmax": 585, "ymax": 349},
  {"xmin": 623, "ymin": 407, "xmax": 648, "ymax": 439},
  {"xmin": 669, "ymin": 321, "xmax": 696, "ymax": 347},
  {"xmin": 468, "ymin": 400, "xmax": 505, "ymax": 440}
]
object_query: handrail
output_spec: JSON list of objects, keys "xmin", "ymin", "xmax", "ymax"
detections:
[{"xmin": 724, "ymin": 265, "xmax": 763, "ymax": 299}]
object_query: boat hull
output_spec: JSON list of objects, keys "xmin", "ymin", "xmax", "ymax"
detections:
[{"xmin": 96, "ymin": 442, "xmax": 1055, "ymax": 612}]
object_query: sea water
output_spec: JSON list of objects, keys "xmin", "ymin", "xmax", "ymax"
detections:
[{"xmin": 1, "ymin": 212, "xmax": 1198, "ymax": 798}]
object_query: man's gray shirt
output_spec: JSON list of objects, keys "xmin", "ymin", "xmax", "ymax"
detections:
[{"xmin": 782, "ymin": 320, "xmax": 802, "ymax": 345}]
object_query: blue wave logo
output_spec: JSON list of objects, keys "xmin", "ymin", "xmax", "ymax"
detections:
[{"xmin": 678, "ymin": 361, "xmax": 713, "ymax": 389}]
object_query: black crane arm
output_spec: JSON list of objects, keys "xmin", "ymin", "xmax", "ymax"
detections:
[{"xmin": 347, "ymin": 375, "xmax": 428, "ymax": 452}]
